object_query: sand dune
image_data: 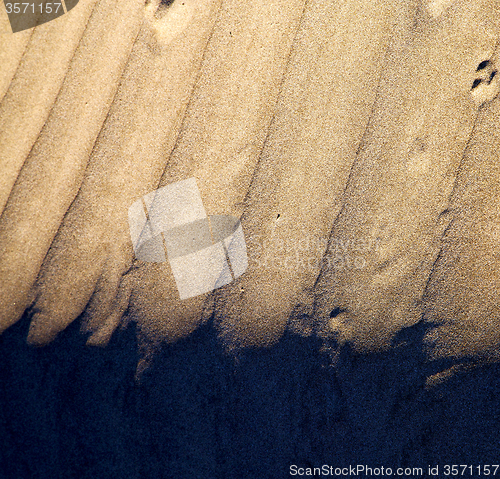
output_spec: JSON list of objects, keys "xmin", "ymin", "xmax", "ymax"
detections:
[
  {"xmin": 314, "ymin": 0, "xmax": 500, "ymax": 352},
  {"xmin": 0, "ymin": 0, "xmax": 500, "ymax": 366}
]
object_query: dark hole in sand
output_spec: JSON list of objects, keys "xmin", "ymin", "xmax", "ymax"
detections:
[
  {"xmin": 471, "ymin": 78, "xmax": 482, "ymax": 90},
  {"xmin": 330, "ymin": 307, "xmax": 347, "ymax": 318},
  {"xmin": 477, "ymin": 60, "xmax": 490, "ymax": 71}
]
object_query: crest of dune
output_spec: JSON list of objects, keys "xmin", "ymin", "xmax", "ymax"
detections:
[{"xmin": 1, "ymin": 0, "xmax": 500, "ymax": 370}]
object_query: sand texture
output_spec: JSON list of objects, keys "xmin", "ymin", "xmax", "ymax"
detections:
[{"xmin": 1, "ymin": 0, "xmax": 500, "ymax": 365}]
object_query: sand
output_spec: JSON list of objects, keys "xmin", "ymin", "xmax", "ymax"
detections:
[{"xmin": 0, "ymin": 0, "xmax": 499, "ymax": 365}]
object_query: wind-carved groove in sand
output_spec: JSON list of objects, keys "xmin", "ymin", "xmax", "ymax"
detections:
[
  {"xmin": 422, "ymin": 50, "xmax": 500, "ymax": 361},
  {"xmin": 422, "ymin": 50, "xmax": 498, "ymax": 352},
  {"xmin": 0, "ymin": 29, "xmax": 33, "ymax": 102},
  {"xmin": 0, "ymin": 0, "xmax": 144, "ymax": 338},
  {"xmin": 313, "ymin": 1, "xmax": 500, "ymax": 353},
  {"xmin": 0, "ymin": 0, "xmax": 98, "ymax": 216},
  {"xmin": 101, "ymin": 0, "xmax": 307, "ymax": 359},
  {"xmin": 26, "ymin": 0, "xmax": 222, "ymax": 346},
  {"xmin": 212, "ymin": 0, "xmax": 403, "ymax": 351}
]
